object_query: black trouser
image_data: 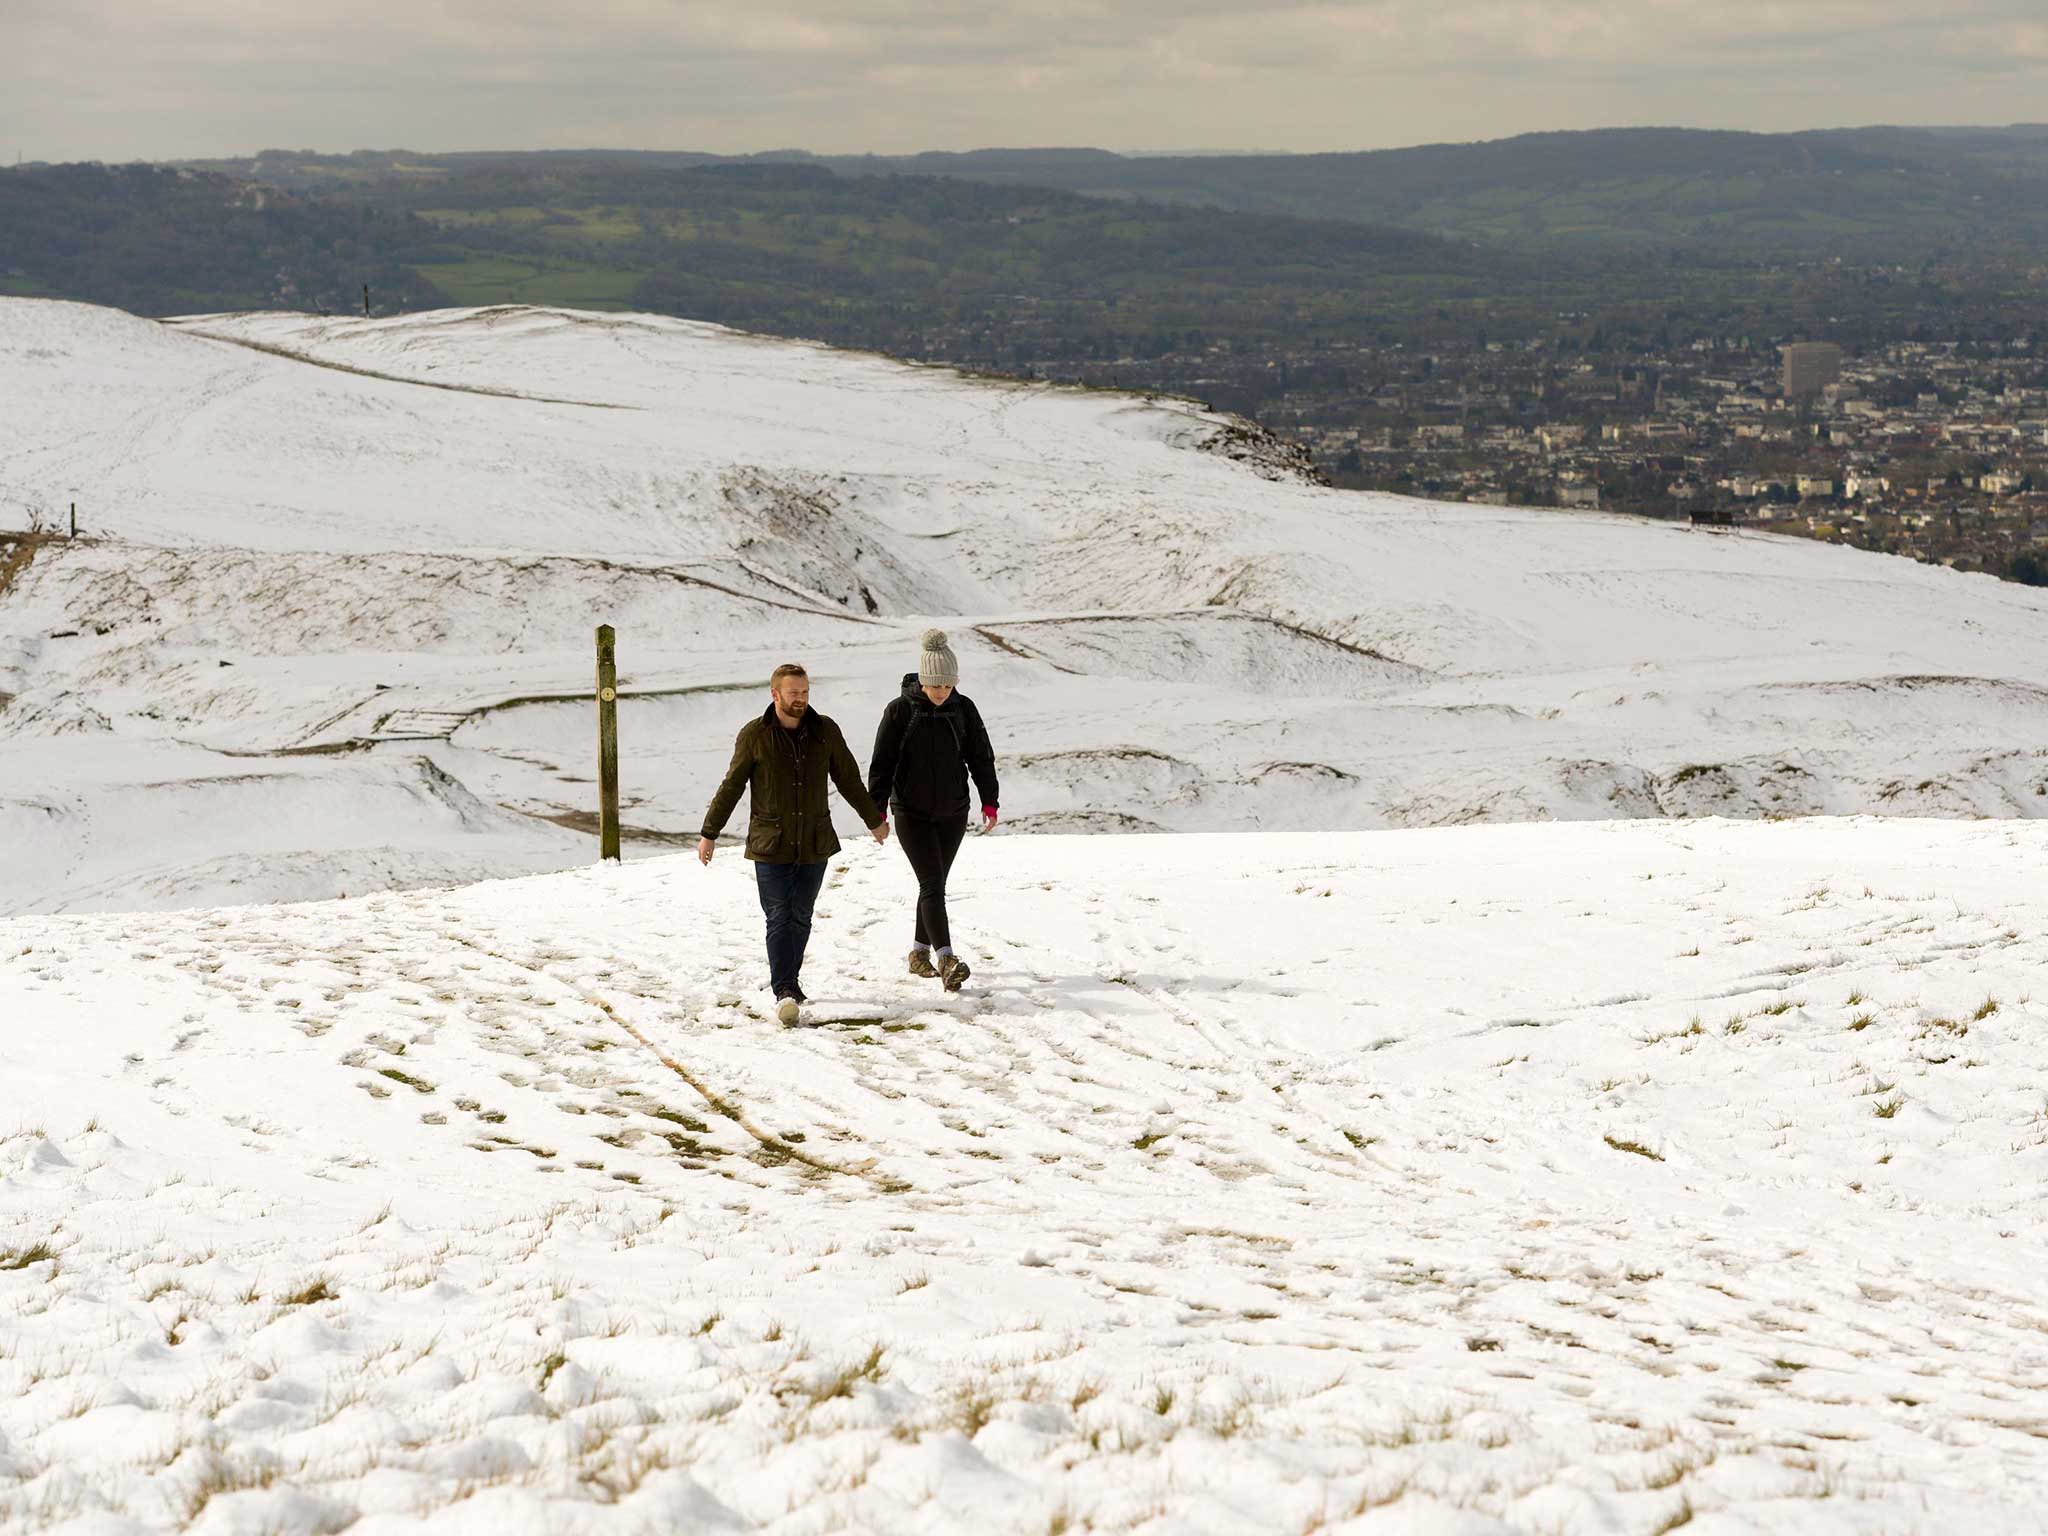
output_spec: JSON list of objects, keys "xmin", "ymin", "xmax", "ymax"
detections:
[
  {"xmin": 755, "ymin": 858, "xmax": 829, "ymax": 998},
  {"xmin": 895, "ymin": 809, "xmax": 967, "ymax": 951}
]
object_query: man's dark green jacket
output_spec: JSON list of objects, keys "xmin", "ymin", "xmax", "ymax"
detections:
[{"xmin": 701, "ymin": 704, "xmax": 886, "ymax": 863}]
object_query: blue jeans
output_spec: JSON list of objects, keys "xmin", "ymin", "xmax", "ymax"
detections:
[{"xmin": 756, "ymin": 859, "xmax": 829, "ymax": 998}]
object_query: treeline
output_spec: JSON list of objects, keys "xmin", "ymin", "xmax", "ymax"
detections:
[
  {"xmin": 0, "ymin": 163, "xmax": 447, "ymax": 315},
  {"xmin": 4, "ymin": 155, "xmax": 2042, "ymax": 374},
  {"xmin": 409, "ymin": 161, "xmax": 1530, "ymax": 349}
]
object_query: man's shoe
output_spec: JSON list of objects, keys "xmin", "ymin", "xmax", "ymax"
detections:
[
  {"xmin": 775, "ymin": 996, "xmax": 800, "ymax": 1026},
  {"xmin": 937, "ymin": 953, "xmax": 971, "ymax": 992},
  {"xmin": 790, "ymin": 984, "xmax": 809, "ymax": 1005},
  {"xmin": 908, "ymin": 949, "xmax": 939, "ymax": 979}
]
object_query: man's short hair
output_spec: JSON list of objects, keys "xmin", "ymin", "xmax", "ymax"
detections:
[{"xmin": 770, "ymin": 663, "xmax": 808, "ymax": 687}]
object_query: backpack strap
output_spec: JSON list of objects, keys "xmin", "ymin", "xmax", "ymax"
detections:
[{"xmin": 899, "ymin": 702, "xmax": 965, "ymax": 757}]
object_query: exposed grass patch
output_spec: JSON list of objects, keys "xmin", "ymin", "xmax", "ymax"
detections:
[
  {"xmin": 1603, "ymin": 1135, "xmax": 1664, "ymax": 1161},
  {"xmin": 537, "ymin": 1350, "xmax": 568, "ymax": 1391},
  {"xmin": 1, "ymin": 1240, "xmax": 58, "ymax": 1271},
  {"xmin": 180, "ymin": 1448, "xmax": 284, "ymax": 1523},
  {"xmin": 276, "ymin": 1275, "xmax": 337, "ymax": 1308},
  {"xmin": 1847, "ymin": 1012, "xmax": 1876, "ymax": 1032},
  {"xmin": 1132, "ymin": 1130, "xmax": 1169, "ymax": 1151},
  {"xmin": 807, "ymin": 1342, "xmax": 887, "ymax": 1405},
  {"xmin": 1873, "ymin": 1094, "xmax": 1906, "ymax": 1119},
  {"xmin": 1973, "ymin": 996, "xmax": 2000, "ymax": 1021},
  {"xmin": 377, "ymin": 1067, "xmax": 435, "ymax": 1094},
  {"xmin": 953, "ymin": 1386, "xmax": 996, "ymax": 1437}
]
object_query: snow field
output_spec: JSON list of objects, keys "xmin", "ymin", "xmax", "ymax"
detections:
[
  {"xmin": 12, "ymin": 299, "xmax": 2048, "ymax": 913},
  {"xmin": 4, "ymin": 820, "xmax": 2046, "ymax": 1532}
]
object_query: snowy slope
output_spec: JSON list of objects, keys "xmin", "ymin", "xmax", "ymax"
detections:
[
  {"xmin": 4, "ymin": 822, "xmax": 2047, "ymax": 1532},
  {"xmin": 6, "ymin": 298, "xmax": 2048, "ymax": 914}
]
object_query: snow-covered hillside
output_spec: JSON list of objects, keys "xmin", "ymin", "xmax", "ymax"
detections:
[
  {"xmin": 6, "ymin": 298, "xmax": 2048, "ymax": 914},
  {"xmin": 5, "ymin": 821, "xmax": 2047, "ymax": 1532}
]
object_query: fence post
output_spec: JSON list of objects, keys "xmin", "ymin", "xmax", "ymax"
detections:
[
  {"xmin": 68, "ymin": 503, "xmax": 76, "ymax": 540},
  {"xmin": 362, "ymin": 283, "xmax": 371, "ymax": 318},
  {"xmin": 596, "ymin": 624, "xmax": 621, "ymax": 863}
]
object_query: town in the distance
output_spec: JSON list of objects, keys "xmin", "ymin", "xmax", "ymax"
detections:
[{"xmin": 1071, "ymin": 332, "xmax": 2048, "ymax": 579}]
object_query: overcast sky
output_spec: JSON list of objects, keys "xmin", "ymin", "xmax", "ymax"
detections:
[{"xmin": 7, "ymin": 0, "xmax": 2047, "ymax": 163}]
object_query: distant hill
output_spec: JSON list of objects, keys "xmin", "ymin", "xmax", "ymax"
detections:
[
  {"xmin": 801, "ymin": 126, "xmax": 2048, "ymax": 253},
  {"xmin": 21, "ymin": 153, "xmax": 1546, "ymax": 346},
  {"xmin": 183, "ymin": 126, "xmax": 2048, "ymax": 258}
]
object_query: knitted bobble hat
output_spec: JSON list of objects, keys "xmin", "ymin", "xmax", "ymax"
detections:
[{"xmin": 919, "ymin": 628, "xmax": 959, "ymax": 687}]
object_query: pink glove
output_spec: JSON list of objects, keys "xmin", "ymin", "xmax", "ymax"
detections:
[{"xmin": 981, "ymin": 805, "xmax": 999, "ymax": 832}]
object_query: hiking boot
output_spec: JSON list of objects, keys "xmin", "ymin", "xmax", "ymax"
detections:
[
  {"xmin": 908, "ymin": 948, "xmax": 939, "ymax": 979},
  {"xmin": 937, "ymin": 953, "xmax": 971, "ymax": 992}
]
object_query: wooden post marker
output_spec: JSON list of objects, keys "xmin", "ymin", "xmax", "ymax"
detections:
[{"xmin": 596, "ymin": 624, "xmax": 621, "ymax": 863}]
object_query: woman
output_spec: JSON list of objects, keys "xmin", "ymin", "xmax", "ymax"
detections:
[{"xmin": 867, "ymin": 629, "xmax": 1000, "ymax": 991}]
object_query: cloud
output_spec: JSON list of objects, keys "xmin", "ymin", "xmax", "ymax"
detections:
[{"xmin": 1, "ymin": 0, "xmax": 2044, "ymax": 160}]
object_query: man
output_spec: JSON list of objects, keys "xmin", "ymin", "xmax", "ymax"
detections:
[{"xmin": 699, "ymin": 663, "xmax": 888, "ymax": 1024}]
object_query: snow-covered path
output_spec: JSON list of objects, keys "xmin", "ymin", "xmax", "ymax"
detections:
[{"xmin": 4, "ymin": 821, "xmax": 2046, "ymax": 1533}]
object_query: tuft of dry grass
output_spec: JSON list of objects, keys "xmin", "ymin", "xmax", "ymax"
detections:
[
  {"xmin": 537, "ymin": 1350, "xmax": 568, "ymax": 1391},
  {"xmin": 275, "ymin": 1275, "xmax": 337, "ymax": 1308},
  {"xmin": 952, "ymin": 1385, "xmax": 997, "ymax": 1438},
  {"xmin": 807, "ymin": 1343, "xmax": 887, "ymax": 1406},
  {"xmin": 2, "ymin": 1240, "xmax": 59, "ymax": 1272},
  {"xmin": 1603, "ymin": 1135, "xmax": 1665, "ymax": 1161},
  {"xmin": 178, "ymin": 1447, "xmax": 285, "ymax": 1523}
]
